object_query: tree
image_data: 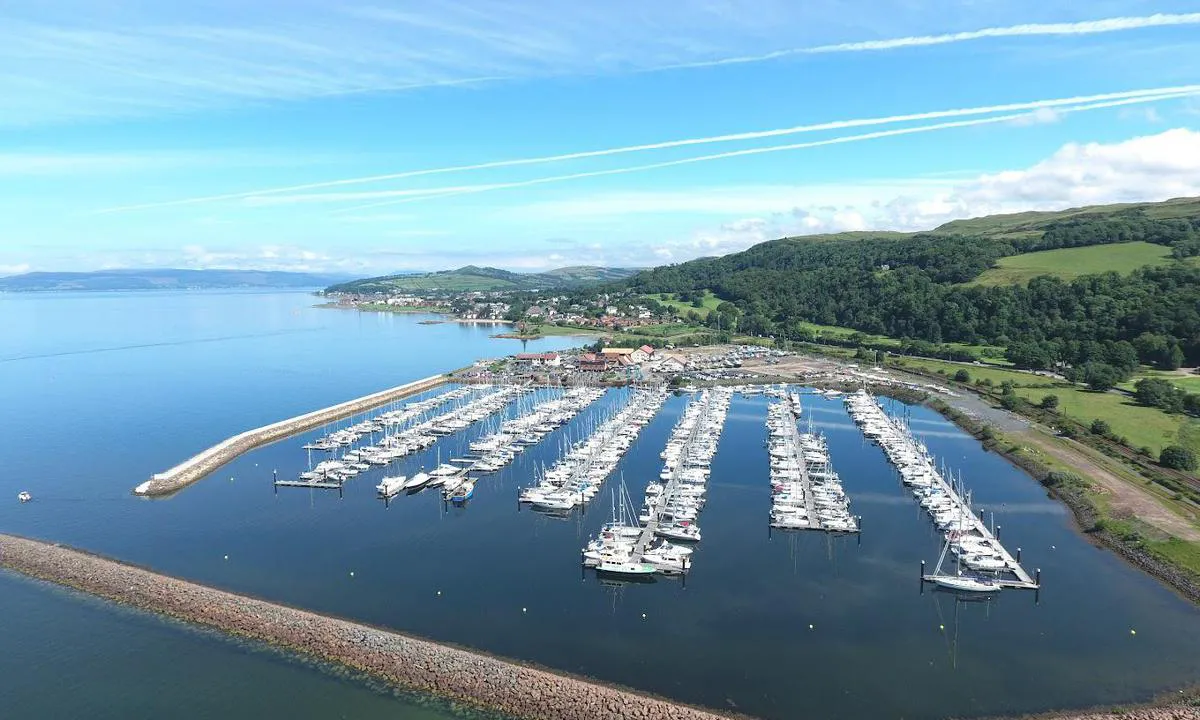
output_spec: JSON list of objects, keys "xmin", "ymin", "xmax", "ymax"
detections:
[
  {"xmin": 1185, "ymin": 393, "xmax": 1200, "ymax": 418},
  {"xmin": 1000, "ymin": 381, "xmax": 1015, "ymax": 396},
  {"xmin": 1040, "ymin": 394, "xmax": 1060, "ymax": 410},
  {"xmin": 1090, "ymin": 419, "xmax": 1111, "ymax": 436},
  {"xmin": 1134, "ymin": 378, "xmax": 1184, "ymax": 413},
  {"xmin": 1084, "ymin": 363, "xmax": 1120, "ymax": 391},
  {"xmin": 1159, "ymin": 445, "xmax": 1198, "ymax": 471},
  {"xmin": 999, "ymin": 393, "xmax": 1021, "ymax": 411},
  {"xmin": 953, "ymin": 369, "xmax": 970, "ymax": 382}
]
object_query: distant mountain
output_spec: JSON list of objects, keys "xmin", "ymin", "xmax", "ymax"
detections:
[
  {"xmin": 0, "ymin": 269, "xmax": 359, "ymax": 292},
  {"xmin": 325, "ymin": 265, "xmax": 639, "ymax": 294}
]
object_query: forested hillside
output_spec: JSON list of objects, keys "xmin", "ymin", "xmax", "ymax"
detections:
[{"xmin": 623, "ymin": 206, "xmax": 1200, "ymax": 386}]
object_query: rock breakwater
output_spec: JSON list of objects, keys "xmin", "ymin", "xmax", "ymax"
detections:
[
  {"xmin": 135, "ymin": 373, "xmax": 447, "ymax": 497},
  {"xmin": 0, "ymin": 534, "xmax": 737, "ymax": 720}
]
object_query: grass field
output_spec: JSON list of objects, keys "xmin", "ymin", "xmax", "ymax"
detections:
[
  {"xmin": 649, "ymin": 291, "xmax": 723, "ymax": 318},
  {"xmin": 890, "ymin": 357, "xmax": 1057, "ymax": 387},
  {"xmin": 972, "ymin": 242, "xmax": 1175, "ymax": 286},
  {"xmin": 1123, "ymin": 370, "xmax": 1200, "ymax": 394},
  {"xmin": 892, "ymin": 357, "xmax": 1198, "ymax": 456}
]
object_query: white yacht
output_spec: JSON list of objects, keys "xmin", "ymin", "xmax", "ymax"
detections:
[{"xmin": 376, "ymin": 476, "xmax": 407, "ymax": 497}]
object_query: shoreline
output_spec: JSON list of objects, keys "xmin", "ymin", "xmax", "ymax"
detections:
[
  {"xmin": 0, "ymin": 533, "xmax": 739, "ymax": 720},
  {"xmin": 2, "ymin": 533, "xmax": 1197, "ymax": 720}
]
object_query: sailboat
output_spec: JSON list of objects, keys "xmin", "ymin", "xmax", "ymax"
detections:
[{"xmin": 925, "ymin": 534, "xmax": 1001, "ymax": 593}]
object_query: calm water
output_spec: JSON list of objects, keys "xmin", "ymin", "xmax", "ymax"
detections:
[{"xmin": 3, "ymin": 290, "xmax": 1200, "ymax": 720}]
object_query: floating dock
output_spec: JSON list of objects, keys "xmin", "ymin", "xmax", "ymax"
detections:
[
  {"xmin": 847, "ymin": 391, "xmax": 1038, "ymax": 590},
  {"xmin": 135, "ymin": 373, "xmax": 448, "ymax": 497}
]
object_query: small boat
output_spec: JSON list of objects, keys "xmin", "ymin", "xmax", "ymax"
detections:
[
  {"xmin": 596, "ymin": 560, "xmax": 657, "ymax": 577},
  {"xmin": 932, "ymin": 573, "xmax": 1001, "ymax": 593},
  {"xmin": 403, "ymin": 472, "xmax": 432, "ymax": 491},
  {"xmin": 17, "ymin": 491, "xmax": 32, "ymax": 503},
  {"xmin": 376, "ymin": 476, "xmax": 407, "ymax": 498},
  {"xmin": 449, "ymin": 479, "xmax": 475, "ymax": 504}
]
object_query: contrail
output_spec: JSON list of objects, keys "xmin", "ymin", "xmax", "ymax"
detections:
[
  {"xmin": 96, "ymin": 84, "xmax": 1200, "ymax": 214},
  {"xmin": 659, "ymin": 13, "xmax": 1200, "ymax": 70},
  {"xmin": 334, "ymin": 91, "xmax": 1198, "ymax": 212}
]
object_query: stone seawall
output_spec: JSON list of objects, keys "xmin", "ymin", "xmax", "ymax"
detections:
[
  {"xmin": 134, "ymin": 373, "xmax": 448, "ymax": 497},
  {"xmin": 0, "ymin": 534, "xmax": 737, "ymax": 720}
]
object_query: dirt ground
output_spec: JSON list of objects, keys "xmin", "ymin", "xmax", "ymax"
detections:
[{"xmin": 1017, "ymin": 430, "xmax": 1200, "ymax": 542}]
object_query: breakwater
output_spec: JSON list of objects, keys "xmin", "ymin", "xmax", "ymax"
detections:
[
  {"xmin": 0, "ymin": 534, "xmax": 736, "ymax": 720},
  {"xmin": 134, "ymin": 373, "xmax": 448, "ymax": 497}
]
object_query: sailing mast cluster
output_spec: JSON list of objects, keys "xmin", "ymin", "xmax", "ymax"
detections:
[
  {"xmin": 767, "ymin": 388, "xmax": 859, "ymax": 533},
  {"xmin": 468, "ymin": 387, "xmax": 606, "ymax": 474},
  {"xmin": 583, "ymin": 388, "xmax": 733, "ymax": 579},
  {"xmin": 293, "ymin": 385, "xmax": 526, "ymax": 487},
  {"xmin": 845, "ymin": 390, "xmax": 1039, "ymax": 592},
  {"xmin": 519, "ymin": 388, "xmax": 668, "ymax": 512}
]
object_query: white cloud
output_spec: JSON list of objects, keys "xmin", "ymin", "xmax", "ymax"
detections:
[
  {"xmin": 0, "ymin": 263, "xmax": 32, "ymax": 276},
  {"xmin": 665, "ymin": 12, "xmax": 1200, "ymax": 70},
  {"xmin": 99, "ymin": 85, "xmax": 1200, "ymax": 213},
  {"xmin": 640, "ymin": 127, "xmax": 1200, "ymax": 263}
]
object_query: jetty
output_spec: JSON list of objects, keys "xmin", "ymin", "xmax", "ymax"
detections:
[
  {"xmin": 846, "ymin": 390, "xmax": 1038, "ymax": 590},
  {"xmin": 134, "ymin": 373, "xmax": 448, "ymax": 497},
  {"xmin": 0, "ymin": 533, "xmax": 736, "ymax": 720}
]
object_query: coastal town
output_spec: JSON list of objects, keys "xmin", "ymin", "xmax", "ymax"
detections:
[{"xmin": 323, "ymin": 286, "xmax": 728, "ymax": 337}]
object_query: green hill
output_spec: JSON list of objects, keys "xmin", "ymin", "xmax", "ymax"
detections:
[
  {"xmin": 932, "ymin": 196, "xmax": 1200, "ymax": 241},
  {"xmin": 620, "ymin": 196, "xmax": 1200, "ymax": 369},
  {"xmin": 326, "ymin": 265, "xmax": 637, "ymax": 294}
]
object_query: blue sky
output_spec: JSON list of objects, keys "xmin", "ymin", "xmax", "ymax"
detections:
[{"xmin": 2, "ymin": 0, "xmax": 1200, "ymax": 275}]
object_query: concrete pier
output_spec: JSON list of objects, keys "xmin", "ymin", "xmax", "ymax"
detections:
[
  {"xmin": 134, "ymin": 373, "xmax": 448, "ymax": 497},
  {"xmin": 0, "ymin": 534, "xmax": 738, "ymax": 720}
]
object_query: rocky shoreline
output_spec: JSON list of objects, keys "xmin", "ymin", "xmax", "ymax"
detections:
[{"xmin": 0, "ymin": 534, "xmax": 737, "ymax": 720}]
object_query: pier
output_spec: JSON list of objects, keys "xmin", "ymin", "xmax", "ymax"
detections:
[
  {"xmin": 135, "ymin": 373, "xmax": 448, "ymax": 497},
  {"xmin": 846, "ymin": 391, "xmax": 1038, "ymax": 590},
  {"xmin": 767, "ymin": 390, "xmax": 859, "ymax": 534}
]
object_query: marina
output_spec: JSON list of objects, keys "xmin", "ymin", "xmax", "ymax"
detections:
[
  {"xmin": 136, "ymin": 373, "xmax": 449, "ymax": 496},
  {"xmin": 766, "ymin": 387, "xmax": 859, "ymax": 534},
  {"xmin": 583, "ymin": 388, "xmax": 733, "ymax": 579},
  {"xmin": 845, "ymin": 390, "xmax": 1039, "ymax": 591},
  {"xmin": 277, "ymin": 384, "xmax": 527, "ymax": 492},
  {"xmin": 7, "ymin": 292, "xmax": 1200, "ymax": 720},
  {"xmin": 519, "ymin": 387, "xmax": 667, "ymax": 514}
]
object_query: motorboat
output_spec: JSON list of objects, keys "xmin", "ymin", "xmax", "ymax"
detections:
[
  {"xmin": 403, "ymin": 472, "xmax": 432, "ymax": 491},
  {"xmin": 18, "ymin": 491, "xmax": 32, "ymax": 503},
  {"xmin": 596, "ymin": 560, "xmax": 657, "ymax": 577},
  {"xmin": 449, "ymin": 479, "xmax": 475, "ymax": 504},
  {"xmin": 376, "ymin": 476, "xmax": 407, "ymax": 497}
]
